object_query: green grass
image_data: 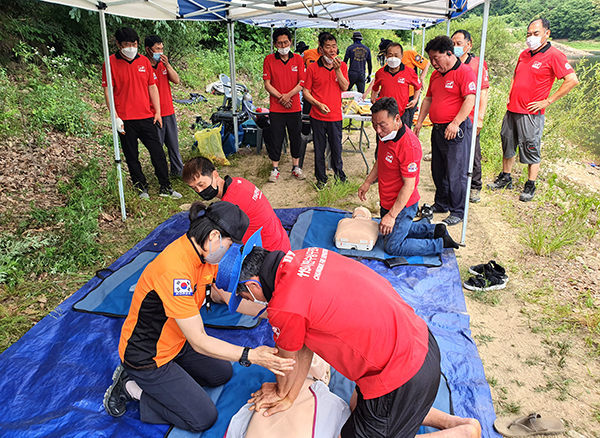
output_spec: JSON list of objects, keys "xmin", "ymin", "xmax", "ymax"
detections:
[
  {"xmin": 314, "ymin": 179, "xmax": 362, "ymax": 209},
  {"xmin": 558, "ymin": 40, "xmax": 600, "ymax": 52}
]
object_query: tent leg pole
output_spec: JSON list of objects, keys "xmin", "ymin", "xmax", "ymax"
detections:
[
  {"xmin": 98, "ymin": 7, "xmax": 127, "ymax": 222},
  {"xmin": 227, "ymin": 21, "xmax": 239, "ymax": 152},
  {"xmin": 421, "ymin": 26, "xmax": 426, "ymax": 57},
  {"xmin": 411, "ymin": 30, "xmax": 414, "ymax": 50},
  {"xmin": 270, "ymin": 25, "xmax": 274, "ymax": 53},
  {"xmin": 460, "ymin": 0, "xmax": 491, "ymax": 246},
  {"xmin": 446, "ymin": 18, "xmax": 451, "ymax": 36}
]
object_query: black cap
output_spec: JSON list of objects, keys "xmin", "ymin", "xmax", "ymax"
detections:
[
  {"xmin": 352, "ymin": 31, "xmax": 363, "ymax": 40},
  {"xmin": 296, "ymin": 41, "xmax": 309, "ymax": 53},
  {"xmin": 205, "ymin": 201, "xmax": 249, "ymax": 244}
]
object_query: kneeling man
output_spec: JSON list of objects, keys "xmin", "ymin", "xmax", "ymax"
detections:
[
  {"xmin": 359, "ymin": 97, "xmax": 458, "ymax": 256},
  {"xmin": 219, "ymin": 244, "xmax": 481, "ymax": 438}
]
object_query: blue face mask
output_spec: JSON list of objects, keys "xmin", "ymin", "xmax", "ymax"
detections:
[
  {"xmin": 153, "ymin": 52, "xmax": 162, "ymax": 62},
  {"xmin": 453, "ymin": 46, "xmax": 464, "ymax": 57}
]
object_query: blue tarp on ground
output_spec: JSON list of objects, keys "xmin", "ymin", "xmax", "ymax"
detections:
[{"xmin": 0, "ymin": 208, "xmax": 500, "ymax": 438}]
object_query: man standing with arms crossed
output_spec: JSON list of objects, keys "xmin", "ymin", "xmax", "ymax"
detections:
[
  {"xmin": 451, "ymin": 30, "xmax": 490, "ymax": 203},
  {"xmin": 487, "ymin": 18, "xmax": 578, "ymax": 202},
  {"xmin": 263, "ymin": 27, "xmax": 307, "ymax": 182},
  {"xmin": 303, "ymin": 32, "xmax": 349, "ymax": 189},
  {"xmin": 102, "ymin": 27, "xmax": 180, "ymax": 200},
  {"xmin": 414, "ymin": 36, "xmax": 476, "ymax": 226},
  {"xmin": 145, "ymin": 35, "xmax": 184, "ymax": 179}
]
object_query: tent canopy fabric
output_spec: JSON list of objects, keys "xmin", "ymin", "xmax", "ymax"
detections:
[{"xmin": 41, "ymin": 0, "xmax": 483, "ymax": 29}]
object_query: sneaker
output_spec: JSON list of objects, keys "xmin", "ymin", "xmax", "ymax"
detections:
[
  {"xmin": 463, "ymin": 273, "xmax": 507, "ymax": 291},
  {"xmin": 159, "ymin": 188, "xmax": 183, "ymax": 199},
  {"xmin": 292, "ymin": 167, "xmax": 306, "ymax": 180},
  {"xmin": 519, "ymin": 180, "xmax": 536, "ymax": 202},
  {"xmin": 423, "ymin": 153, "xmax": 432, "ymax": 162},
  {"xmin": 139, "ymin": 189, "xmax": 150, "ymax": 200},
  {"xmin": 431, "ymin": 204, "xmax": 448, "ymax": 214},
  {"xmin": 315, "ymin": 180, "xmax": 328, "ymax": 190},
  {"xmin": 103, "ymin": 364, "xmax": 133, "ymax": 417},
  {"xmin": 487, "ymin": 172, "xmax": 513, "ymax": 190},
  {"xmin": 469, "ymin": 260, "xmax": 508, "ymax": 281},
  {"xmin": 420, "ymin": 204, "xmax": 434, "ymax": 221},
  {"xmin": 269, "ymin": 168, "xmax": 280, "ymax": 182},
  {"xmin": 469, "ymin": 189, "xmax": 481, "ymax": 203},
  {"xmin": 442, "ymin": 214, "xmax": 463, "ymax": 226}
]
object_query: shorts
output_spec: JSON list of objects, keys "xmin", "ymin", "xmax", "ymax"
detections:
[
  {"xmin": 500, "ymin": 110, "xmax": 545, "ymax": 165},
  {"xmin": 340, "ymin": 330, "xmax": 441, "ymax": 438}
]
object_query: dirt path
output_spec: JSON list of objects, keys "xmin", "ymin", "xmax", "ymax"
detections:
[{"xmin": 241, "ymin": 126, "xmax": 600, "ymax": 438}]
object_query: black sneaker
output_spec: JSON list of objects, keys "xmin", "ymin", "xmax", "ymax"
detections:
[
  {"xmin": 315, "ymin": 180, "xmax": 328, "ymax": 190},
  {"xmin": 463, "ymin": 273, "xmax": 507, "ymax": 291},
  {"xmin": 519, "ymin": 180, "xmax": 536, "ymax": 202},
  {"xmin": 487, "ymin": 172, "xmax": 513, "ymax": 190},
  {"xmin": 103, "ymin": 364, "xmax": 133, "ymax": 417},
  {"xmin": 469, "ymin": 260, "xmax": 508, "ymax": 281},
  {"xmin": 420, "ymin": 204, "xmax": 434, "ymax": 221},
  {"xmin": 442, "ymin": 214, "xmax": 463, "ymax": 226}
]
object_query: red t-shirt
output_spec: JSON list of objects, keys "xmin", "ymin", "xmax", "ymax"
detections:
[
  {"xmin": 304, "ymin": 58, "xmax": 349, "ymax": 122},
  {"xmin": 426, "ymin": 61, "xmax": 476, "ymax": 124},
  {"xmin": 463, "ymin": 54, "xmax": 489, "ymax": 90},
  {"xmin": 150, "ymin": 61, "xmax": 175, "ymax": 117},
  {"xmin": 507, "ymin": 43, "xmax": 574, "ymax": 115},
  {"xmin": 377, "ymin": 125, "xmax": 422, "ymax": 210},
  {"xmin": 102, "ymin": 52, "xmax": 155, "ymax": 120},
  {"xmin": 268, "ymin": 248, "xmax": 429, "ymax": 400},
  {"xmin": 263, "ymin": 52, "xmax": 305, "ymax": 113},
  {"xmin": 222, "ymin": 177, "xmax": 290, "ymax": 252},
  {"xmin": 372, "ymin": 65, "xmax": 421, "ymax": 115}
]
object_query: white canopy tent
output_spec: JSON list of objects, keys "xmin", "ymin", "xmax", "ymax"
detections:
[{"xmin": 40, "ymin": 0, "xmax": 491, "ymax": 245}]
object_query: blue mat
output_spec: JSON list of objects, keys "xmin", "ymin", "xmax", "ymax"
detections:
[
  {"xmin": 72, "ymin": 250, "xmax": 260, "ymax": 329},
  {"xmin": 290, "ymin": 209, "xmax": 442, "ymax": 267},
  {"xmin": 0, "ymin": 209, "xmax": 500, "ymax": 438}
]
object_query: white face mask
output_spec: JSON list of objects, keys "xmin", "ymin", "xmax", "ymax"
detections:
[
  {"xmin": 121, "ymin": 46, "xmax": 138, "ymax": 59},
  {"xmin": 323, "ymin": 55, "xmax": 333, "ymax": 64},
  {"xmin": 386, "ymin": 57, "xmax": 401, "ymax": 69},
  {"xmin": 526, "ymin": 35, "xmax": 543, "ymax": 51},
  {"xmin": 277, "ymin": 47, "xmax": 291, "ymax": 56},
  {"xmin": 380, "ymin": 130, "xmax": 398, "ymax": 142},
  {"xmin": 204, "ymin": 234, "xmax": 228, "ymax": 265}
]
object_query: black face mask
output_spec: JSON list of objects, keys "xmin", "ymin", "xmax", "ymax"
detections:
[{"xmin": 198, "ymin": 180, "xmax": 218, "ymax": 201}]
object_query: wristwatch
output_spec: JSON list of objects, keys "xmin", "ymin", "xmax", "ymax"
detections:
[{"xmin": 239, "ymin": 347, "xmax": 252, "ymax": 367}]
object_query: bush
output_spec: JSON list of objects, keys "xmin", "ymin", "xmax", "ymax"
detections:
[{"xmin": 0, "ymin": 67, "xmax": 21, "ymax": 137}]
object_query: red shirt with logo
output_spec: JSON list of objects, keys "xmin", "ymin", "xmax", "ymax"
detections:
[
  {"xmin": 426, "ymin": 61, "xmax": 477, "ymax": 124},
  {"xmin": 377, "ymin": 125, "xmax": 422, "ymax": 210},
  {"xmin": 150, "ymin": 61, "xmax": 175, "ymax": 117},
  {"xmin": 268, "ymin": 248, "xmax": 429, "ymax": 400},
  {"xmin": 304, "ymin": 58, "xmax": 349, "ymax": 122},
  {"xmin": 372, "ymin": 65, "xmax": 421, "ymax": 115},
  {"xmin": 263, "ymin": 52, "xmax": 306, "ymax": 113},
  {"xmin": 102, "ymin": 52, "xmax": 156, "ymax": 120},
  {"xmin": 222, "ymin": 177, "xmax": 290, "ymax": 252},
  {"xmin": 507, "ymin": 43, "xmax": 574, "ymax": 115}
]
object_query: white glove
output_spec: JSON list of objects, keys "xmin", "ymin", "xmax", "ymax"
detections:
[{"xmin": 115, "ymin": 117, "xmax": 125, "ymax": 134}]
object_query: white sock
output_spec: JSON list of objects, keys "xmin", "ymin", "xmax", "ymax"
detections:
[{"xmin": 125, "ymin": 379, "xmax": 143, "ymax": 401}]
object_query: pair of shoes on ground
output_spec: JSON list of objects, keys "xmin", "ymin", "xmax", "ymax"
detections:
[
  {"xmin": 269, "ymin": 167, "xmax": 307, "ymax": 182},
  {"xmin": 103, "ymin": 364, "xmax": 133, "ymax": 417},
  {"xmin": 139, "ymin": 188, "xmax": 182, "ymax": 200},
  {"xmin": 463, "ymin": 260, "xmax": 508, "ymax": 291},
  {"xmin": 487, "ymin": 172, "xmax": 536, "ymax": 202}
]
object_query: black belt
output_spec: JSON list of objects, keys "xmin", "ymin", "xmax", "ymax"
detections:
[{"xmin": 433, "ymin": 123, "xmax": 449, "ymax": 130}]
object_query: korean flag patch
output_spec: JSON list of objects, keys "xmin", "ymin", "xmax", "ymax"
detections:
[{"xmin": 174, "ymin": 279, "xmax": 193, "ymax": 296}]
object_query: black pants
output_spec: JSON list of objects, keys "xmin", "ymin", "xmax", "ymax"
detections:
[
  {"xmin": 341, "ymin": 330, "xmax": 441, "ymax": 438},
  {"xmin": 301, "ymin": 98, "xmax": 312, "ymax": 136},
  {"xmin": 125, "ymin": 342, "xmax": 233, "ymax": 432},
  {"xmin": 430, "ymin": 118, "xmax": 472, "ymax": 219},
  {"xmin": 120, "ymin": 118, "xmax": 171, "ymax": 191},
  {"xmin": 348, "ymin": 71, "xmax": 366, "ymax": 93},
  {"xmin": 471, "ymin": 134, "xmax": 482, "ymax": 191},
  {"xmin": 311, "ymin": 117, "xmax": 345, "ymax": 184},
  {"xmin": 401, "ymin": 97, "xmax": 418, "ymax": 129},
  {"xmin": 268, "ymin": 111, "xmax": 303, "ymax": 163}
]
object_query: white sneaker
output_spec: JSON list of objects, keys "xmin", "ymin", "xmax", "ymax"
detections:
[
  {"xmin": 139, "ymin": 190, "xmax": 150, "ymax": 200},
  {"xmin": 292, "ymin": 167, "xmax": 306, "ymax": 180},
  {"xmin": 160, "ymin": 188, "xmax": 183, "ymax": 199},
  {"xmin": 269, "ymin": 168, "xmax": 280, "ymax": 182}
]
